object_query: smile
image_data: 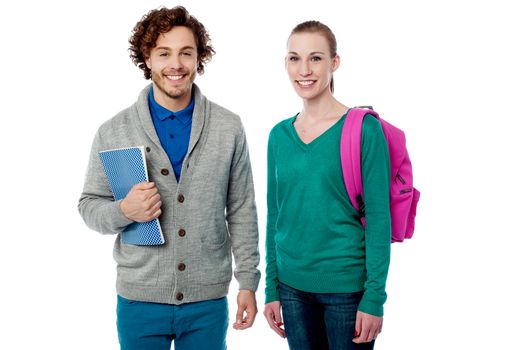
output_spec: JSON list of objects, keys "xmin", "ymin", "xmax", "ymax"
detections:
[
  {"xmin": 166, "ymin": 75, "xmax": 184, "ymax": 81},
  {"xmin": 296, "ymin": 80, "xmax": 315, "ymax": 86}
]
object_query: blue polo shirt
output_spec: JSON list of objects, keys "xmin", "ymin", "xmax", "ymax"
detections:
[{"xmin": 148, "ymin": 88, "xmax": 194, "ymax": 182}]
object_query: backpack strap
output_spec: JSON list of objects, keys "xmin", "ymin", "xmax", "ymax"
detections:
[{"xmin": 340, "ymin": 107, "xmax": 380, "ymax": 228}]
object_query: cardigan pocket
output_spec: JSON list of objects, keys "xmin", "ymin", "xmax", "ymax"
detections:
[
  {"xmin": 113, "ymin": 240, "xmax": 159, "ymax": 286},
  {"xmin": 200, "ymin": 221, "xmax": 228, "ymax": 247},
  {"xmin": 198, "ymin": 238, "xmax": 233, "ymax": 285}
]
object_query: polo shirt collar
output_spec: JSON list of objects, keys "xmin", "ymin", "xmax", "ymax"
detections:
[{"xmin": 148, "ymin": 87, "xmax": 194, "ymax": 122}]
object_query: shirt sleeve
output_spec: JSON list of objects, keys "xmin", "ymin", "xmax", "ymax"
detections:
[
  {"xmin": 226, "ymin": 125, "xmax": 261, "ymax": 292},
  {"xmin": 78, "ymin": 128, "xmax": 134, "ymax": 234},
  {"xmin": 265, "ymin": 130, "xmax": 280, "ymax": 303},
  {"xmin": 358, "ymin": 115, "xmax": 391, "ymax": 317}
]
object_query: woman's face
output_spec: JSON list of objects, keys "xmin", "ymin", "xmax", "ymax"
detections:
[{"xmin": 286, "ymin": 32, "xmax": 339, "ymax": 100}]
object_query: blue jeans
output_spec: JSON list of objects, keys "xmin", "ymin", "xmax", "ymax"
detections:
[
  {"xmin": 116, "ymin": 295, "xmax": 228, "ymax": 350},
  {"xmin": 279, "ymin": 282, "xmax": 375, "ymax": 350}
]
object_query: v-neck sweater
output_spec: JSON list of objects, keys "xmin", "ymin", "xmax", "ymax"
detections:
[{"xmin": 265, "ymin": 113, "xmax": 391, "ymax": 316}]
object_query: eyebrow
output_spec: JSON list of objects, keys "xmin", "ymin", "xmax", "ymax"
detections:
[
  {"xmin": 287, "ymin": 51, "xmax": 327, "ymax": 56},
  {"xmin": 153, "ymin": 45, "xmax": 196, "ymax": 52}
]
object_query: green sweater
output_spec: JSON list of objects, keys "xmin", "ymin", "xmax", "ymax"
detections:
[{"xmin": 265, "ymin": 113, "xmax": 391, "ymax": 316}]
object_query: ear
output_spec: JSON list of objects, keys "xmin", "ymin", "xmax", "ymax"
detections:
[
  {"xmin": 331, "ymin": 54, "xmax": 341, "ymax": 72},
  {"xmin": 146, "ymin": 56, "xmax": 151, "ymax": 69}
]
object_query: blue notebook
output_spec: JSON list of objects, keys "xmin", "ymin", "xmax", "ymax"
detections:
[{"xmin": 98, "ymin": 146, "xmax": 165, "ymax": 245}]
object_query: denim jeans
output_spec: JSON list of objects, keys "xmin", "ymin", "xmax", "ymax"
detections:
[
  {"xmin": 117, "ymin": 295, "xmax": 228, "ymax": 350},
  {"xmin": 279, "ymin": 282, "xmax": 375, "ymax": 350}
]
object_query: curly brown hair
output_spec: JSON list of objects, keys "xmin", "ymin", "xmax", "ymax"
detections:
[{"xmin": 129, "ymin": 6, "xmax": 215, "ymax": 79}]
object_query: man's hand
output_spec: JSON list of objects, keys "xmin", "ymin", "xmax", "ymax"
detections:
[
  {"xmin": 120, "ymin": 182, "xmax": 162, "ymax": 222},
  {"xmin": 233, "ymin": 290, "xmax": 257, "ymax": 330},
  {"xmin": 353, "ymin": 311, "xmax": 383, "ymax": 343},
  {"xmin": 263, "ymin": 301, "xmax": 286, "ymax": 338}
]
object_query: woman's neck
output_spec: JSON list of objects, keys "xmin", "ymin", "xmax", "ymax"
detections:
[{"xmin": 300, "ymin": 90, "xmax": 347, "ymax": 121}]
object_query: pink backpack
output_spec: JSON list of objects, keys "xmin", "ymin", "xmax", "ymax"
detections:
[{"xmin": 340, "ymin": 107, "xmax": 420, "ymax": 242}]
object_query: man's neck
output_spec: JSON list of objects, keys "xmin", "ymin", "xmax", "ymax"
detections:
[{"xmin": 152, "ymin": 86, "xmax": 192, "ymax": 112}]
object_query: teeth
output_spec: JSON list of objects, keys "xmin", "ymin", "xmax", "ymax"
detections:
[
  {"xmin": 167, "ymin": 75, "xmax": 183, "ymax": 80},
  {"xmin": 298, "ymin": 80, "xmax": 314, "ymax": 86}
]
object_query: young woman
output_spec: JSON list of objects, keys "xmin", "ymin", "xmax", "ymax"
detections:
[{"xmin": 263, "ymin": 21, "xmax": 391, "ymax": 350}]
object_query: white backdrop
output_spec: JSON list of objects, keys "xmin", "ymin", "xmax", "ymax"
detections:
[{"xmin": 1, "ymin": 0, "xmax": 525, "ymax": 349}]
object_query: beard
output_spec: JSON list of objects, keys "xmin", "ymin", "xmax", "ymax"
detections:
[{"xmin": 151, "ymin": 68, "xmax": 196, "ymax": 100}]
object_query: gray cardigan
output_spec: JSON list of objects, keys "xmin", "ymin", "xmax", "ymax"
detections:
[{"xmin": 78, "ymin": 84, "xmax": 260, "ymax": 304}]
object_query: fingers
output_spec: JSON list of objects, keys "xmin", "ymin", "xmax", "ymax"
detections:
[
  {"xmin": 263, "ymin": 302, "xmax": 286, "ymax": 338},
  {"xmin": 354, "ymin": 311, "xmax": 363, "ymax": 341},
  {"xmin": 372, "ymin": 327, "xmax": 381, "ymax": 341},
  {"xmin": 136, "ymin": 192, "xmax": 162, "ymax": 222},
  {"xmin": 233, "ymin": 305, "xmax": 248, "ymax": 329},
  {"xmin": 122, "ymin": 182, "xmax": 162, "ymax": 222},
  {"xmin": 144, "ymin": 188, "xmax": 162, "ymax": 218},
  {"xmin": 353, "ymin": 327, "xmax": 371, "ymax": 343},
  {"xmin": 371, "ymin": 320, "xmax": 382, "ymax": 341},
  {"xmin": 265, "ymin": 315, "xmax": 285, "ymax": 337},
  {"xmin": 144, "ymin": 199, "xmax": 162, "ymax": 221},
  {"xmin": 353, "ymin": 312, "xmax": 383, "ymax": 343},
  {"xmin": 273, "ymin": 306, "xmax": 283, "ymax": 325},
  {"xmin": 131, "ymin": 183, "xmax": 159, "ymax": 201},
  {"xmin": 233, "ymin": 291, "xmax": 257, "ymax": 330},
  {"xmin": 137, "ymin": 183, "xmax": 160, "ymax": 202},
  {"xmin": 133, "ymin": 181, "xmax": 156, "ymax": 190},
  {"xmin": 148, "ymin": 193, "xmax": 161, "ymax": 206},
  {"xmin": 244, "ymin": 302, "xmax": 257, "ymax": 327},
  {"xmin": 233, "ymin": 310, "xmax": 254, "ymax": 330}
]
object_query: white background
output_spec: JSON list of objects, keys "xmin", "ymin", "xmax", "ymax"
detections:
[{"xmin": 1, "ymin": 0, "xmax": 525, "ymax": 349}]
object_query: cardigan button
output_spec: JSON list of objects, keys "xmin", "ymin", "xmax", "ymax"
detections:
[
  {"xmin": 178, "ymin": 229, "xmax": 186, "ymax": 237},
  {"xmin": 176, "ymin": 293, "xmax": 184, "ymax": 301},
  {"xmin": 178, "ymin": 194, "xmax": 185, "ymax": 203},
  {"xmin": 161, "ymin": 168, "xmax": 169, "ymax": 176},
  {"xmin": 146, "ymin": 147, "xmax": 151, "ymax": 152},
  {"xmin": 178, "ymin": 263, "xmax": 186, "ymax": 271}
]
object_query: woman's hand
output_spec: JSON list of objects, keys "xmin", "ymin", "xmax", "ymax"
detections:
[
  {"xmin": 263, "ymin": 301, "xmax": 286, "ymax": 338},
  {"xmin": 353, "ymin": 311, "xmax": 383, "ymax": 343}
]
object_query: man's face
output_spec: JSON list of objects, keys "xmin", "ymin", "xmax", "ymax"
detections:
[{"xmin": 146, "ymin": 26, "xmax": 198, "ymax": 108}]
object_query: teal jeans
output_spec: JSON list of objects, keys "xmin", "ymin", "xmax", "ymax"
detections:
[{"xmin": 117, "ymin": 295, "xmax": 228, "ymax": 350}]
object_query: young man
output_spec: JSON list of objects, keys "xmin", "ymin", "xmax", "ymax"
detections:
[{"xmin": 78, "ymin": 7, "xmax": 260, "ymax": 350}]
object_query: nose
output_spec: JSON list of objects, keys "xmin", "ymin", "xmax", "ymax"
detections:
[
  {"xmin": 299, "ymin": 60, "xmax": 312, "ymax": 77},
  {"xmin": 168, "ymin": 55, "xmax": 184, "ymax": 70}
]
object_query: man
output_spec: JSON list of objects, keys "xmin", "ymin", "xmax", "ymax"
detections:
[{"xmin": 78, "ymin": 6, "xmax": 260, "ymax": 350}]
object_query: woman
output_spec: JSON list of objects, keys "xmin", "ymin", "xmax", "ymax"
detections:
[{"xmin": 263, "ymin": 21, "xmax": 391, "ymax": 350}]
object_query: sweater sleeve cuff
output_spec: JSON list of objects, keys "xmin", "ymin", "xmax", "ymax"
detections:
[
  {"xmin": 264, "ymin": 282, "xmax": 280, "ymax": 304},
  {"xmin": 265, "ymin": 292, "xmax": 280, "ymax": 304},
  {"xmin": 106, "ymin": 200, "xmax": 134, "ymax": 232},
  {"xmin": 358, "ymin": 298, "xmax": 384, "ymax": 317},
  {"xmin": 236, "ymin": 272, "xmax": 260, "ymax": 292}
]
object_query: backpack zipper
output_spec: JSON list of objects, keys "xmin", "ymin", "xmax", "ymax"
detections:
[{"xmin": 396, "ymin": 173, "xmax": 406, "ymax": 184}]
